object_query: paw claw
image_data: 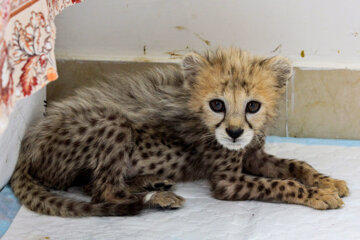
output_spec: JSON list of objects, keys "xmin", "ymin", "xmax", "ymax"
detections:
[
  {"xmin": 306, "ymin": 188, "xmax": 344, "ymax": 210},
  {"xmin": 319, "ymin": 178, "xmax": 349, "ymax": 198}
]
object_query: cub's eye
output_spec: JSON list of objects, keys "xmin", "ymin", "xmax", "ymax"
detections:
[
  {"xmin": 209, "ymin": 99, "xmax": 225, "ymax": 113},
  {"xmin": 246, "ymin": 101, "xmax": 261, "ymax": 113}
]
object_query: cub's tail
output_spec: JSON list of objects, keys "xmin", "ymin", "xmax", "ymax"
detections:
[{"xmin": 10, "ymin": 155, "xmax": 143, "ymax": 217}]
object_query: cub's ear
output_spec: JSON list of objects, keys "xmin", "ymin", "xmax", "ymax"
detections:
[
  {"xmin": 264, "ymin": 56, "xmax": 294, "ymax": 88},
  {"xmin": 182, "ymin": 52, "xmax": 207, "ymax": 87}
]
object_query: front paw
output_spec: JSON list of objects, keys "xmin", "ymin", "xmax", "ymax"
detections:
[
  {"xmin": 318, "ymin": 177, "xmax": 349, "ymax": 197},
  {"xmin": 305, "ymin": 188, "xmax": 344, "ymax": 210},
  {"xmin": 145, "ymin": 192, "xmax": 185, "ymax": 209}
]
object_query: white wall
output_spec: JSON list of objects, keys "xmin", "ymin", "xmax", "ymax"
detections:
[
  {"xmin": 55, "ymin": 0, "xmax": 360, "ymax": 69},
  {"xmin": 0, "ymin": 88, "xmax": 45, "ymax": 188}
]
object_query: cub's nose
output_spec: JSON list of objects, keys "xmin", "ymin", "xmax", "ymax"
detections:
[{"xmin": 226, "ymin": 128, "xmax": 244, "ymax": 140}]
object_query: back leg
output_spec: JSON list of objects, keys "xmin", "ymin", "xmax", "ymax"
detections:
[
  {"xmin": 91, "ymin": 151, "xmax": 135, "ymax": 204},
  {"xmin": 89, "ymin": 119, "xmax": 139, "ymax": 204},
  {"xmin": 126, "ymin": 175, "xmax": 176, "ymax": 193},
  {"xmin": 70, "ymin": 114, "xmax": 183, "ymax": 210}
]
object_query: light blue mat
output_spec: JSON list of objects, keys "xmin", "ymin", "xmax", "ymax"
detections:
[
  {"xmin": 0, "ymin": 185, "xmax": 20, "ymax": 237},
  {"xmin": 267, "ymin": 136, "xmax": 360, "ymax": 147}
]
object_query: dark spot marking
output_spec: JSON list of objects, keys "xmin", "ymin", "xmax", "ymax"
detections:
[
  {"xmin": 271, "ymin": 181, "xmax": 278, "ymax": 188},
  {"xmin": 64, "ymin": 139, "xmax": 71, "ymax": 146},
  {"xmin": 109, "ymin": 157, "xmax": 117, "ymax": 166},
  {"xmin": 115, "ymin": 191, "xmax": 126, "ymax": 198},
  {"xmin": 240, "ymin": 192, "xmax": 250, "ymax": 200},
  {"xmin": 98, "ymin": 127, "xmax": 106, "ymax": 137},
  {"xmin": 265, "ymin": 188, "xmax": 271, "ymax": 195},
  {"xmin": 108, "ymin": 115, "xmax": 116, "ymax": 121},
  {"xmin": 229, "ymin": 176, "xmax": 236, "ymax": 183},
  {"xmin": 82, "ymin": 146, "xmax": 89, "ymax": 153},
  {"xmin": 107, "ymin": 129, "xmax": 115, "ymax": 139},
  {"xmin": 118, "ymin": 150, "xmax": 125, "ymax": 159},
  {"xmin": 171, "ymin": 162, "xmax": 178, "ymax": 169},
  {"xmin": 258, "ymin": 184, "xmax": 265, "ymax": 191},
  {"xmin": 78, "ymin": 127, "xmax": 87, "ymax": 134},
  {"xmin": 247, "ymin": 182, "xmax": 254, "ymax": 188},
  {"xmin": 86, "ymin": 136, "xmax": 94, "ymax": 144},
  {"xmin": 289, "ymin": 163, "xmax": 295, "ymax": 173},
  {"xmin": 149, "ymin": 163, "xmax": 156, "ymax": 170},
  {"xmin": 90, "ymin": 118, "xmax": 98, "ymax": 126},
  {"xmin": 220, "ymin": 174, "xmax": 227, "ymax": 180},
  {"xmin": 73, "ymin": 141, "xmax": 81, "ymax": 148},
  {"xmin": 106, "ymin": 145, "xmax": 113, "ymax": 154},
  {"xmin": 308, "ymin": 189, "xmax": 313, "ymax": 198}
]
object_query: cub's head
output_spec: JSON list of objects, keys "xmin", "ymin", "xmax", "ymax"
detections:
[{"xmin": 183, "ymin": 48, "xmax": 293, "ymax": 150}]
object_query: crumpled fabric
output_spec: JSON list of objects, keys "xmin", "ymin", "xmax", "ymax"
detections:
[{"xmin": 0, "ymin": 0, "xmax": 84, "ymax": 134}]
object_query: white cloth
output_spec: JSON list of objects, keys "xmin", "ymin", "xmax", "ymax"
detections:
[{"xmin": 3, "ymin": 141, "xmax": 360, "ymax": 240}]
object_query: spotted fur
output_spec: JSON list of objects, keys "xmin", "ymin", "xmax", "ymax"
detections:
[{"xmin": 11, "ymin": 48, "xmax": 349, "ymax": 217}]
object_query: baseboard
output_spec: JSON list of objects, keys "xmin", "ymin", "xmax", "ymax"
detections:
[{"xmin": 51, "ymin": 60, "xmax": 360, "ymax": 140}]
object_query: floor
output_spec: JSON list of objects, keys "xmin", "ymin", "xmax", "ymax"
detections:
[{"xmin": 2, "ymin": 137, "xmax": 360, "ymax": 240}]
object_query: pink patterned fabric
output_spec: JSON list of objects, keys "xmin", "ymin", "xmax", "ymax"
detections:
[{"xmin": 0, "ymin": 0, "xmax": 84, "ymax": 133}]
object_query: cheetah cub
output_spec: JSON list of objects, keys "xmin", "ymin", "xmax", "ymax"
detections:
[{"xmin": 11, "ymin": 48, "xmax": 349, "ymax": 217}]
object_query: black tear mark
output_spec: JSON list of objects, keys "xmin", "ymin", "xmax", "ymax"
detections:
[
  {"xmin": 215, "ymin": 118, "xmax": 225, "ymax": 128},
  {"xmin": 245, "ymin": 116, "xmax": 253, "ymax": 129},
  {"xmin": 215, "ymin": 111, "xmax": 226, "ymax": 129}
]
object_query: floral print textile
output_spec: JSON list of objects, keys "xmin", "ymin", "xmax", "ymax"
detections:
[{"xmin": 0, "ymin": 0, "xmax": 84, "ymax": 133}]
